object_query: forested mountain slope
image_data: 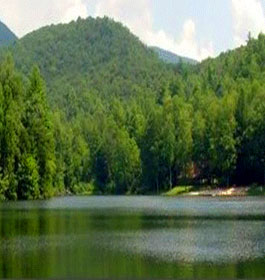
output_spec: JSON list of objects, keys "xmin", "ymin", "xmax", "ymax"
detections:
[
  {"xmin": 183, "ymin": 33, "xmax": 265, "ymax": 185},
  {"xmin": 151, "ymin": 46, "xmax": 198, "ymax": 65},
  {"xmin": 2, "ymin": 17, "xmax": 174, "ymax": 104},
  {"xmin": 0, "ymin": 21, "xmax": 17, "ymax": 47},
  {"xmin": 0, "ymin": 16, "xmax": 264, "ymax": 200}
]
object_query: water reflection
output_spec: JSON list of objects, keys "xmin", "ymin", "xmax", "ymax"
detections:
[{"xmin": 0, "ymin": 196, "xmax": 264, "ymax": 278}]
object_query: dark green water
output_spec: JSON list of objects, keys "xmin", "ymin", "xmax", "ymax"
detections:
[{"xmin": 0, "ymin": 196, "xmax": 264, "ymax": 279}]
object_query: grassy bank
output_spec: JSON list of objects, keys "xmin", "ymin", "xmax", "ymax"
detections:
[{"xmin": 163, "ymin": 186, "xmax": 194, "ymax": 196}]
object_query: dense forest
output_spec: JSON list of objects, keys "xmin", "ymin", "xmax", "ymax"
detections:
[{"xmin": 0, "ymin": 17, "xmax": 264, "ymax": 200}]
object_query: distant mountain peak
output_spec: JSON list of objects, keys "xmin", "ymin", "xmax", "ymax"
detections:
[
  {"xmin": 3, "ymin": 17, "xmax": 172, "ymax": 99},
  {"xmin": 0, "ymin": 21, "xmax": 17, "ymax": 47},
  {"xmin": 151, "ymin": 46, "xmax": 198, "ymax": 65}
]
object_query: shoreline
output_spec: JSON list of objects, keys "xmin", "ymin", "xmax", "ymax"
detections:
[
  {"xmin": 0, "ymin": 186, "xmax": 264, "ymax": 202},
  {"xmin": 163, "ymin": 186, "xmax": 265, "ymax": 197}
]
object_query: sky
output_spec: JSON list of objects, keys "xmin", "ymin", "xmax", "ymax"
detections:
[{"xmin": 0, "ymin": 0, "xmax": 264, "ymax": 61}]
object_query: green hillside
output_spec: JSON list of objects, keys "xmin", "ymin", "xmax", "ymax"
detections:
[
  {"xmin": 3, "ymin": 17, "xmax": 174, "ymax": 104},
  {"xmin": 0, "ymin": 16, "xmax": 264, "ymax": 200},
  {"xmin": 0, "ymin": 21, "xmax": 17, "ymax": 47}
]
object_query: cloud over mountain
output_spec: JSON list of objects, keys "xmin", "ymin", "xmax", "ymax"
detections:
[
  {"xmin": 0, "ymin": 0, "xmax": 264, "ymax": 61},
  {"xmin": 0, "ymin": 0, "xmax": 88, "ymax": 37},
  {"xmin": 95, "ymin": 0, "xmax": 214, "ymax": 61}
]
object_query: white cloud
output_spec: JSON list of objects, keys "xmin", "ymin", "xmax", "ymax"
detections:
[
  {"xmin": 95, "ymin": 0, "xmax": 214, "ymax": 61},
  {"xmin": 144, "ymin": 19, "xmax": 215, "ymax": 61},
  {"xmin": 0, "ymin": 0, "xmax": 88, "ymax": 37},
  {"xmin": 95, "ymin": 0, "xmax": 153, "ymax": 39},
  {"xmin": 60, "ymin": 0, "xmax": 88, "ymax": 23},
  {"xmin": 232, "ymin": 0, "xmax": 265, "ymax": 46}
]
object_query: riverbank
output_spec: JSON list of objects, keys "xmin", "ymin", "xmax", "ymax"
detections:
[
  {"xmin": 163, "ymin": 185, "xmax": 265, "ymax": 197},
  {"xmin": 1, "ymin": 185, "xmax": 263, "ymax": 202}
]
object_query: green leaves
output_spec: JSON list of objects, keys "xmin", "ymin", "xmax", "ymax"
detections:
[
  {"xmin": 17, "ymin": 154, "xmax": 40, "ymax": 200},
  {"xmin": 0, "ymin": 24, "xmax": 264, "ymax": 200},
  {"xmin": 0, "ymin": 57, "xmax": 56, "ymax": 200}
]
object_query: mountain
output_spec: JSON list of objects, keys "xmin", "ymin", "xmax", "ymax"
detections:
[
  {"xmin": 151, "ymin": 46, "xmax": 198, "ymax": 65},
  {"xmin": 0, "ymin": 21, "xmax": 17, "ymax": 47},
  {"xmin": 2, "ymin": 17, "xmax": 174, "ymax": 103},
  {"xmin": 0, "ymin": 16, "xmax": 264, "ymax": 200}
]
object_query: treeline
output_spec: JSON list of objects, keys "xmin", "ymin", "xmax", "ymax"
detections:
[
  {"xmin": 51, "ymin": 33, "xmax": 264, "ymax": 194},
  {"xmin": 0, "ymin": 20, "xmax": 264, "ymax": 200},
  {"xmin": 52, "ymin": 70, "xmax": 264, "ymax": 195}
]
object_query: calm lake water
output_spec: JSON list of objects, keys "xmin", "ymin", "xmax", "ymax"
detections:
[{"xmin": 0, "ymin": 196, "xmax": 264, "ymax": 279}]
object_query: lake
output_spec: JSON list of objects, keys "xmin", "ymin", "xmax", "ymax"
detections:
[{"xmin": 0, "ymin": 196, "xmax": 264, "ymax": 279}]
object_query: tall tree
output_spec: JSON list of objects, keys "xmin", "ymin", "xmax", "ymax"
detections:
[{"xmin": 23, "ymin": 66, "xmax": 55, "ymax": 198}]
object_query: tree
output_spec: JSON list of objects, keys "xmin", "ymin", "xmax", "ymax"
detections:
[
  {"xmin": 172, "ymin": 96, "xmax": 193, "ymax": 182},
  {"xmin": 0, "ymin": 55, "xmax": 23, "ymax": 200},
  {"xmin": 22, "ymin": 66, "xmax": 55, "ymax": 198}
]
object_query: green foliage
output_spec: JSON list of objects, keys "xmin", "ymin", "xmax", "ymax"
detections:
[
  {"xmin": 71, "ymin": 182, "xmax": 96, "ymax": 196},
  {"xmin": 24, "ymin": 66, "xmax": 56, "ymax": 198},
  {"xmin": 247, "ymin": 184, "xmax": 265, "ymax": 196},
  {"xmin": 163, "ymin": 186, "xmax": 193, "ymax": 196},
  {"xmin": 3, "ymin": 17, "xmax": 172, "ymax": 105},
  {"xmin": 0, "ymin": 18, "xmax": 264, "ymax": 200},
  {"xmin": 17, "ymin": 154, "xmax": 40, "ymax": 200},
  {"xmin": 0, "ymin": 56, "xmax": 55, "ymax": 200}
]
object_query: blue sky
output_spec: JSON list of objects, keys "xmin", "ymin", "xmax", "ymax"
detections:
[
  {"xmin": 151, "ymin": 0, "xmax": 233, "ymax": 54},
  {"xmin": 0, "ymin": 0, "xmax": 264, "ymax": 61}
]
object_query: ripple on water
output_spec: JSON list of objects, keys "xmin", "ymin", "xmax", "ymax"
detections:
[{"xmin": 96, "ymin": 219, "xmax": 265, "ymax": 264}]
